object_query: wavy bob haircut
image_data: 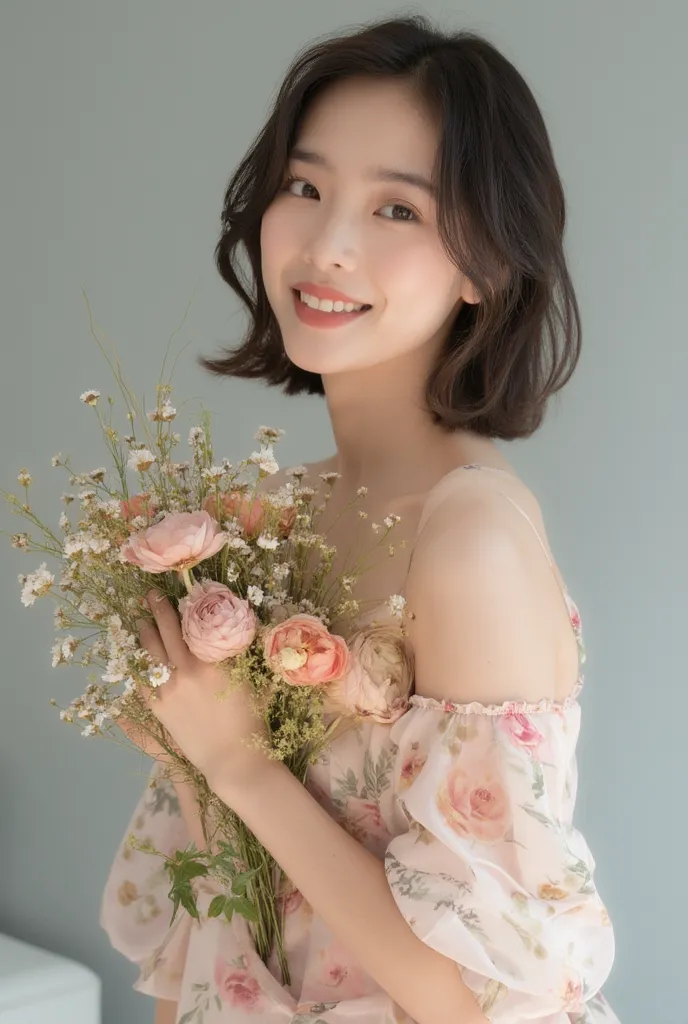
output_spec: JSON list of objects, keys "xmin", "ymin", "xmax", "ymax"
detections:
[{"xmin": 200, "ymin": 15, "xmax": 581, "ymax": 440}]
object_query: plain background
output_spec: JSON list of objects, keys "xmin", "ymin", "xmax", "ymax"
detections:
[{"xmin": 0, "ymin": 2, "xmax": 685, "ymax": 1022}]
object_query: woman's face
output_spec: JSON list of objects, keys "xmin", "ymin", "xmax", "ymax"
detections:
[{"xmin": 260, "ymin": 76, "xmax": 478, "ymax": 377}]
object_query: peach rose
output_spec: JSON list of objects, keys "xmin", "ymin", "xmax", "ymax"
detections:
[
  {"xmin": 214, "ymin": 957, "xmax": 262, "ymax": 1010},
  {"xmin": 436, "ymin": 753, "xmax": 512, "ymax": 843},
  {"xmin": 120, "ymin": 492, "xmax": 156, "ymax": 524},
  {"xmin": 119, "ymin": 510, "xmax": 228, "ymax": 573},
  {"xmin": 178, "ymin": 580, "xmax": 256, "ymax": 662},
  {"xmin": 203, "ymin": 491, "xmax": 296, "ymax": 538},
  {"xmin": 326, "ymin": 624, "xmax": 413, "ymax": 724},
  {"xmin": 262, "ymin": 614, "xmax": 348, "ymax": 686}
]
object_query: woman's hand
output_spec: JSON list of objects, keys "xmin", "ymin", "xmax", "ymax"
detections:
[{"xmin": 133, "ymin": 588, "xmax": 269, "ymax": 792}]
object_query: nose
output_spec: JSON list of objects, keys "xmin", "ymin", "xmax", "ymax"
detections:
[{"xmin": 303, "ymin": 207, "xmax": 359, "ymax": 273}]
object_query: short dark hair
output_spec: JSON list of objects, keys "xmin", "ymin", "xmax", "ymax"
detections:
[{"xmin": 200, "ymin": 14, "xmax": 581, "ymax": 440}]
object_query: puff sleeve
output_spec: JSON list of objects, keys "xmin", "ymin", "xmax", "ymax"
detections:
[
  {"xmin": 385, "ymin": 700, "xmax": 616, "ymax": 1023},
  {"xmin": 99, "ymin": 763, "xmax": 195, "ymax": 999}
]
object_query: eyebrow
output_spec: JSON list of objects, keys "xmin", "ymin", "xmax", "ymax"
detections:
[{"xmin": 288, "ymin": 146, "xmax": 437, "ymax": 198}]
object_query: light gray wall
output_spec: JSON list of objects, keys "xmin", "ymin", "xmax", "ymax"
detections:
[{"xmin": 1, "ymin": 2, "xmax": 684, "ymax": 1022}]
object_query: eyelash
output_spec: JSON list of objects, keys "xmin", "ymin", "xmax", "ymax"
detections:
[{"xmin": 279, "ymin": 174, "xmax": 420, "ymax": 223}]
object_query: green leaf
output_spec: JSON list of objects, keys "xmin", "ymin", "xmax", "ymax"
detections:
[
  {"xmin": 177, "ymin": 1011, "xmax": 197, "ymax": 1024},
  {"xmin": 229, "ymin": 895, "xmax": 259, "ymax": 922},
  {"xmin": 207, "ymin": 895, "xmax": 227, "ymax": 918},
  {"xmin": 230, "ymin": 868, "xmax": 260, "ymax": 896}
]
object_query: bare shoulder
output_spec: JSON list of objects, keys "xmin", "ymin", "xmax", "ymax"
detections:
[{"xmin": 404, "ymin": 475, "xmax": 576, "ymax": 707}]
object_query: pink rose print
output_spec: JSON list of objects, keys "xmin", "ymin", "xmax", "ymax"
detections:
[
  {"xmin": 399, "ymin": 742, "xmax": 427, "ymax": 791},
  {"xmin": 560, "ymin": 970, "xmax": 584, "ymax": 1012},
  {"xmin": 319, "ymin": 941, "xmax": 369, "ymax": 998},
  {"xmin": 214, "ymin": 957, "xmax": 262, "ymax": 1011},
  {"xmin": 436, "ymin": 755, "xmax": 512, "ymax": 842},
  {"xmin": 499, "ymin": 713, "xmax": 546, "ymax": 756}
]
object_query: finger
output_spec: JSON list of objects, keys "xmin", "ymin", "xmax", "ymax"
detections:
[
  {"xmin": 136, "ymin": 615, "xmax": 169, "ymax": 667},
  {"xmin": 146, "ymin": 590, "xmax": 190, "ymax": 669}
]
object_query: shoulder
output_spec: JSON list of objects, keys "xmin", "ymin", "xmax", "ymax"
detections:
[{"xmin": 404, "ymin": 477, "xmax": 565, "ymax": 707}]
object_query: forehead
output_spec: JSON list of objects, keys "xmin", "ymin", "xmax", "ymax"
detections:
[{"xmin": 293, "ymin": 77, "xmax": 439, "ymax": 176}]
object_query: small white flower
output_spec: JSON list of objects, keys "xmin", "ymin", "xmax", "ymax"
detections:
[
  {"xmin": 51, "ymin": 454, "xmax": 63, "ymax": 468},
  {"xmin": 59, "ymin": 710, "xmax": 74, "ymax": 723},
  {"xmin": 286, "ymin": 465, "xmax": 308, "ymax": 478},
  {"xmin": 188, "ymin": 426, "xmax": 205, "ymax": 446},
  {"xmin": 254, "ymin": 426, "xmax": 285, "ymax": 446},
  {"xmin": 17, "ymin": 468, "xmax": 32, "ymax": 487},
  {"xmin": 54, "ymin": 607, "xmax": 68, "ymax": 628},
  {"xmin": 256, "ymin": 533, "xmax": 279, "ymax": 550},
  {"xmin": 147, "ymin": 663, "xmax": 172, "ymax": 687},
  {"xmin": 319, "ymin": 471, "xmax": 341, "ymax": 484},
  {"xmin": 21, "ymin": 563, "xmax": 55, "ymax": 606},
  {"xmin": 356, "ymin": 486, "xmax": 368, "ymax": 497},
  {"xmin": 51, "ymin": 635, "xmax": 78, "ymax": 667},
  {"xmin": 272, "ymin": 562, "xmax": 291, "ymax": 581},
  {"xmin": 87, "ymin": 467, "xmax": 107, "ymax": 483},
  {"xmin": 249, "ymin": 446, "xmax": 279, "ymax": 475},
  {"xmin": 81, "ymin": 723, "xmax": 97, "ymax": 737},
  {"xmin": 61, "ymin": 492, "xmax": 75, "ymax": 504},
  {"xmin": 147, "ymin": 401, "xmax": 177, "ymax": 422},
  {"xmin": 247, "ymin": 584, "xmax": 264, "ymax": 606},
  {"xmin": 127, "ymin": 449, "xmax": 156, "ymax": 473},
  {"xmin": 80, "ymin": 389, "xmax": 101, "ymax": 406},
  {"xmin": 59, "ymin": 512, "xmax": 70, "ymax": 531},
  {"xmin": 201, "ymin": 465, "xmax": 226, "ymax": 481},
  {"xmin": 11, "ymin": 533, "xmax": 29, "ymax": 549},
  {"xmin": 226, "ymin": 564, "xmax": 239, "ymax": 583},
  {"xmin": 387, "ymin": 594, "xmax": 407, "ymax": 618},
  {"xmin": 383, "ymin": 515, "xmax": 401, "ymax": 529},
  {"xmin": 79, "ymin": 489, "xmax": 98, "ymax": 505},
  {"xmin": 227, "ymin": 536, "xmax": 251, "ymax": 554}
]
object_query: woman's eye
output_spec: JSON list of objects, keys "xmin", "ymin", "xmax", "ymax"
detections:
[
  {"xmin": 281, "ymin": 176, "xmax": 318, "ymax": 199},
  {"xmin": 280, "ymin": 176, "xmax": 419, "ymax": 222},
  {"xmin": 378, "ymin": 202, "xmax": 418, "ymax": 223}
]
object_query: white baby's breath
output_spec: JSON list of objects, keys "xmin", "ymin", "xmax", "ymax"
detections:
[
  {"xmin": 247, "ymin": 584, "xmax": 264, "ymax": 606},
  {"xmin": 256, "ymin": 533, "xmax": 279, "ymax": 550},
  {"xmin": 51, "ymin": 635, "xmax": 78, "ymax": 667},
  {"xmin": 17, "ymin": 469, "xmax": 32, "ymax": 487},
  {"xmin": 20, "ymin": 563, "xmax": 55, "ymax": 606},
  {"xmin": 51, "ymin": 454, "xmax": 63, "ymax": 468},
  {"xmin": 249, "ymin": 446, "xmax": 279, "ymax": 475},
  {"xmin": 80, "ymin": 389, "xmax": 101, "ymax": 406},
  {"xmin": 11, "ymin": 533, "xmax": 29, "ymax": 549},
  {"xmin": 127, "ymin": 449, "xmax": 156, "ymax": 473},
  {"xmin": 147, "ymin": 401, "xmax": 177, "ymax": 422},
  {"xmin": 387, "ymin": 594, "xmax": 407, "ymax": 618}
]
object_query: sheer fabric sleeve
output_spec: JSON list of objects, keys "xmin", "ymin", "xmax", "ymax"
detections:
[
  {"xmin": 385, "ymin": 701, "xmax": 615, "ymax": 1023},
  {"xmin": 99, "ymin": 762, "xmax": 195, "ymax": 999}
]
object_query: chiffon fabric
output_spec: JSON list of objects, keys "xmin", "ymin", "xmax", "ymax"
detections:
[{"xmin": 101, "ymin": 465, "xmax": 621, "ymax": 1023}]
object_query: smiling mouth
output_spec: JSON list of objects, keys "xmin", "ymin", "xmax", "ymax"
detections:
[{"xmin": 292, "ymin": 288, "xmax": 373, "ymax": 313}]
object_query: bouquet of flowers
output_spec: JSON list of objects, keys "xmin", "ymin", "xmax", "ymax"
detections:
[{"xmin": 2, "ymin": 325, "xmax": 414, "ymax": 984}]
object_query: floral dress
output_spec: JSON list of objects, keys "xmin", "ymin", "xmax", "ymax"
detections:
[{"xmin": 101, "ymin": 581, "xmax": 621, "ymax": 1024}]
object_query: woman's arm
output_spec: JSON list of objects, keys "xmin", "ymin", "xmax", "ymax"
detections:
[
  {"xmin": 154, "ymin": 999, "xmax": 178, "ymax": 1024},
  {"xmin": 211, "ymin": 760, "xmax": 487, "ymax": 1024}
]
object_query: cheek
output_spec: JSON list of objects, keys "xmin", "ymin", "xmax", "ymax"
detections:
[{"xmin": 260, "ymin": 204, "xmax": 296, "ymax": 292}]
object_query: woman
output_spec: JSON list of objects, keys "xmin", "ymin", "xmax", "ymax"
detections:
[{"xmin": 101, "ymin": 15, "xmax": 620, "ymax": 1024}]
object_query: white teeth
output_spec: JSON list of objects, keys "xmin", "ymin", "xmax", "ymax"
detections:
[{"xmin": 298, "ymin": 290, "xmax": 367, "ymax": 313}]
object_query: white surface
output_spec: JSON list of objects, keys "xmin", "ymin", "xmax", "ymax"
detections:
[{"xmin": 0, "ymin": 932, "xmax": 100, "ymax": 1023}]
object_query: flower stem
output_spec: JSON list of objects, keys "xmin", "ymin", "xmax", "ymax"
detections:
[{"xmin": 179, "ymin": 567, "xmax": 195, "ymax": 594}]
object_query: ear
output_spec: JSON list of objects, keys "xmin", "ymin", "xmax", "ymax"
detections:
[{"xmin": 461, "ymin": 278, "xmax": 481, "ymax": 305}]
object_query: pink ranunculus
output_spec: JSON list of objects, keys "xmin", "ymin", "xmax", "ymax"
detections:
[
  {"xmin": 203, "ymin": 491, "xmax": 297, "ymax": 539},
  {"xmin": 436, "ymin": 752, "xmax": 512, "ymax": 843},
  {"xmin": 262, "ymin": 614, "xmax": 349, "ymax": 686},
  {"xmin": 214, "ymin": 958, "xmax": 262, "ymax": 1011},
  {"xmin": 178, "ymin": 580, "xmax": 256, "ymax": 662},
  {"xmin": 119, "ymin": 510, "xmax": 229, "ymax": 573},
  {"xmin": 499, "ymin": 712, "xmax": 547, "ymax": 756},
  {"xmin": 326, "ymin": 625, "xmax": 414, "ymax": 724}
]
